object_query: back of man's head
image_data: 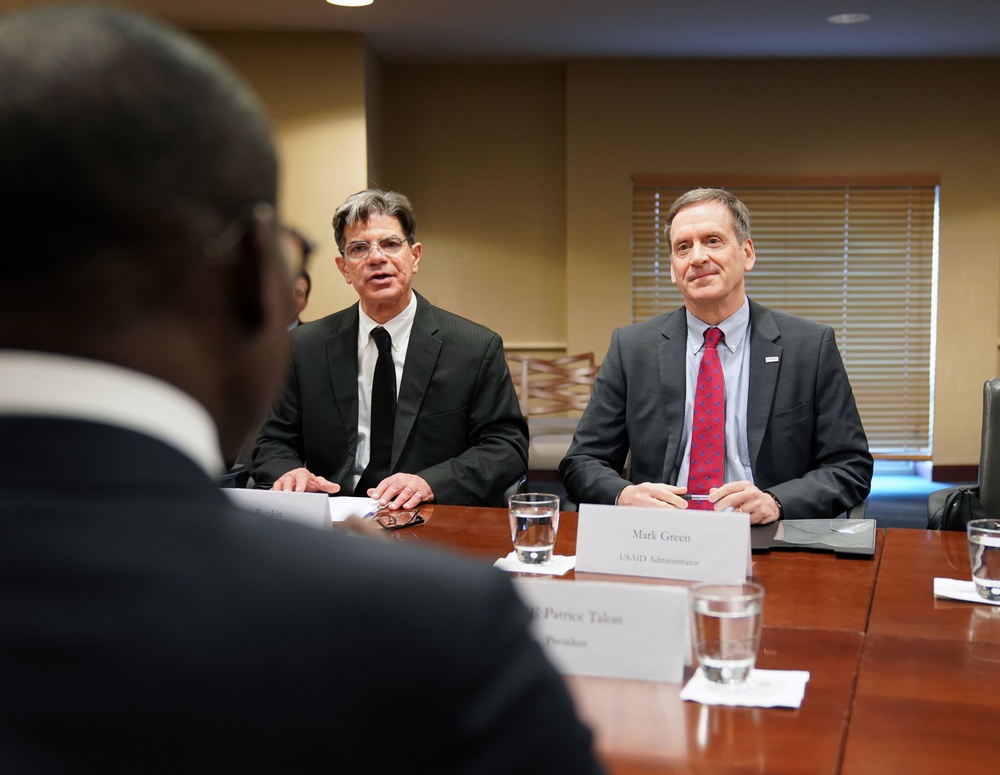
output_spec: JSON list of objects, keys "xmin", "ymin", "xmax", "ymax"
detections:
[
  {"xmin": 0, "ymin": 5, "xmax": 277, "ymax": 327},
  {"xmin": 0, "ymin": 5, "xmax": 291, "ymax": 456}
]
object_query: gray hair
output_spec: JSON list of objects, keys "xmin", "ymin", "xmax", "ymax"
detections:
[
  {"xmin": 664, "ymin": 188, "xmax": 752, "ymax": 248},
  {"xmin": 332, "ymin": 189, "xmax": 417, "ymax": 252}
]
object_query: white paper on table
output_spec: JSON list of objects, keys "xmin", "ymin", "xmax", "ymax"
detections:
[
  {"xmin": 494, "ymin": 552, "xmax": 576, "ymax": 576},
  {"xmin": 326, "ymin": 495, "xmax": 380, "ymax": 523},
  {"xmin": 680, "ymin": 668, "xmax": 810, "ymax": 708},
  {"xmin": 934, "ymin": 577, "xmax": 1000, "ymax": 606},
  {"xmin": 224, "ymin": 488, "xmax": 331, "ymax": 530}
]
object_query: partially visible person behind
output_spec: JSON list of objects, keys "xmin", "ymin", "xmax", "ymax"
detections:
[
  {"xmin": 560, "ymin": 188, "xmax": 872, "ymax": 522},
  {"xmin": 0, "ymin": 7, "xmax": 605, "ymax": 773},
  {"xmin": 289, "ymin": 266, "xmax": 311, "ymax": 329},
  {"xmin": 282, "ymin": 224, "xmax": 314, "ymax": 329},
  {"xmin": 251, "ymin": 188, "xmax": 529, "ymax": 509}
]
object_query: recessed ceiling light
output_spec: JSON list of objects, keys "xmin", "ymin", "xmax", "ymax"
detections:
[
  {"xmin": 326, "ymin": 0, "xmax": 373, "ymax": 7},
  {"xmin": 827, "ymin": 12, "xmax": 872, "ymax": 25}
]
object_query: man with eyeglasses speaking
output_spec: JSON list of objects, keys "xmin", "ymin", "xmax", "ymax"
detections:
[{"xmin": 251, "ymin": 189, "xmax": 528, "ymax": 509}]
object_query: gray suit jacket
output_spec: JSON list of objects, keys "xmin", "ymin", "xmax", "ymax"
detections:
[
  {"xmin": 251, "ymin": 293, "xmax": 528, "ymax": 506},
  {"xmin": 560, "ymin": 299, "xmax": 873, "ymax": 519}
]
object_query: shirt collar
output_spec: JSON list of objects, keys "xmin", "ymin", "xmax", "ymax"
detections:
[
  {"xmin": 685, "ymin": 296, "xmax": 751, "ymax": 353},
  {"xmin": 358, "ymin": 293, "xmax": 418, "ymax": 349},
  {"xmin": 0, "ymin": 350, "xmax": 225, "ymax": 475}
]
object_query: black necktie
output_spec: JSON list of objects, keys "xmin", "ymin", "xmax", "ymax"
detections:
[{"xmin": 355, "ymin": 327, "xmax": 396, "ymax": 495}]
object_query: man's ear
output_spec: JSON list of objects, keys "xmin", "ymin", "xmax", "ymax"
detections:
[
  {"xmin": 226, "ymin": 206, "xmax": 283, "ymax": 335},
  {"xmin": 335, "ymin": 254, "xmax": 351, "ymax": 283},
  {"xmin": 742, "ymin": 237, "xmax": 756, "ymax": 272}
]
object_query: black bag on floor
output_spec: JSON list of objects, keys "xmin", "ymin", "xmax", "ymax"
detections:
[{"xmin": 927, "ymin": 486, "xmax": 989, "ymax": 531}]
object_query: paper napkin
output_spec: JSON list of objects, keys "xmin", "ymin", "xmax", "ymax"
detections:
[
  {"xmin": 680, "ymin": 668, "xmax": 810, "ymax": 708},
  {"xmin": 934, "ymin": 577, "xmax": 1000, "ymax": 606},
  {"xmin": 493, "ymin": 552, "xmax": 576, "ymax": 576}
]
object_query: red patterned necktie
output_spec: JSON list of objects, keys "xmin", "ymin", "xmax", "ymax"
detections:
[{"xmin": 687, "ymin": 327, "xmax": 725, "ymax": 510}]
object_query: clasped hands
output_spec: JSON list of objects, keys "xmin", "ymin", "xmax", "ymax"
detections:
[
  {"xmin": 617, "ymin": 480, "xmax": 781, "ymax": 525},
  {"xmin": 270, "ymin": 467, "xmax": 435, "ymax": 511}
]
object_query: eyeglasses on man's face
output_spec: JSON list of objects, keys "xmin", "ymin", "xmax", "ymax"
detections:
[{"xmin": 342, "ymin": 236, "xmax": 410, "ymax": 261}]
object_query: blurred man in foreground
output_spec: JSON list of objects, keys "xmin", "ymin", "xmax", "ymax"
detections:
[{"xmin": 0, "ymin": 7, "xmax": 605, "ymax": 773}]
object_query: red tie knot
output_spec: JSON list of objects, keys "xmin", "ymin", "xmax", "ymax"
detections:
[{"xmin": 704, "ymin": 327, "xmax": 724, "ymax": 349}]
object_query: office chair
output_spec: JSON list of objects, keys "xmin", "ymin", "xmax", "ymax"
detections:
[
  {"xmin": 217, "ymin": 462, "xmax": 250, "ymax": 489},
  {"xmin": 501, "ymin": 474, "xmax": 528, "ymax": 506},
  {"xmin": 927, "ymin": 377, "xmax": 1000, "ymax": 524},
  {"xmin": 505, "ymin": 352, "xmax": 599, "ymax": 476}
]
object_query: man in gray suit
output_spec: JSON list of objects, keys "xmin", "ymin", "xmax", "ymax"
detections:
[
  {"xmin": 0, "ymin": 8, "xmax": 604, "ymax": 772},
  {"xmin": 560, "ymin": 188, "xmax": 872, "ymax": 522},
  {"xmin": 251, "ymin": 189, "xmax": 528, "ymax": 508}
]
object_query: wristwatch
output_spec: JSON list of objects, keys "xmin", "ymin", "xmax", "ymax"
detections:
[{"xmin": 764, "ymin": 491, "xmax": 783, "ymax": 519}]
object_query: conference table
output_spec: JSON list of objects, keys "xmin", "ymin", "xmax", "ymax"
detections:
[{"xmin": 380, "ymin": 505, "xmax": 999, "ymax": 774}]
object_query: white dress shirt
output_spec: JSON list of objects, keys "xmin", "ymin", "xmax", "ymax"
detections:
[
  {"xmin": 0, "ymin": 350, "xmax": 224, "ymax": 475},
  {"xmin": 351, "ymin": 294, "xmax": 417, "ymax": 489}
]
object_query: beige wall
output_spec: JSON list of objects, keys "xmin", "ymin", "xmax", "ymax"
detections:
[
  {"xmin": 200, "ymin": 32, "xmax": 1000, "ymax": 469},
  {"xmin": 374, "ymin": 64, "xmax": 568, "ymax": 349},
  {"xmin": 197, "ymin": 31, "xmax": 370, "ymax": 322}
]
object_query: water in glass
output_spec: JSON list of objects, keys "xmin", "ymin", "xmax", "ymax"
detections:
[{"xmin": 969, "ymin": 531, "xmax": 1000, "ymax": 601}]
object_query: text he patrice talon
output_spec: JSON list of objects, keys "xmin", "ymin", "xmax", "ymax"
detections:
[{"xmin": 527, "ymin": 607, "xmax": 624, "ymax": 626}]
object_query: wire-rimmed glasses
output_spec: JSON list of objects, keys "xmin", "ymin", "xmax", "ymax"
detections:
[{"xmin": 342, "ymin": 236, "xmax": 410, "ymax": 261}]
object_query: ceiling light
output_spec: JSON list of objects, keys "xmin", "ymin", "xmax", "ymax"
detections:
[
  {"xmin": 326, "ymin": 0, "xmax": 373, "ymax": 7},
  {"xmin": 827, "ymin": 12, "xmax": 872, "ymax": 25}
]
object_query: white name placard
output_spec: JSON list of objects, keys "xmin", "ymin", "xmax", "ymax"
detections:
[
  {"xmin": 224, "ymin": 488, "xmax": 331, "ymax": 531},
  {"xmin": 575, "ymin": 504, "xmax": 750, "ymax": 582},
  {"xmin": 513, "ymin": 577, "xmax": 689, "ymax": 683}
]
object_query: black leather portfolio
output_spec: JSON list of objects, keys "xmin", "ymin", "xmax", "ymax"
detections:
[{"xmin": 751, "ymin": 518, "xmax": 876, "ymax": 556}]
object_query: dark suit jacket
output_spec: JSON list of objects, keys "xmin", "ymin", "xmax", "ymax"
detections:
[
  {"xmin": 251, "ymin": 293, "xmax": 528, "ymax": 506},
  {"xmin": 560, "ymin": 299, "xmax": 873, "ymax": 519},
  {"xmin": 0, "ymin": 416, "xmax": 604, "ymax": 774}
]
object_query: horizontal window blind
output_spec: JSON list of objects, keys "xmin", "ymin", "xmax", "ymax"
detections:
[{"xmin": 631, "ymin": 176, "xmax": 939, "ymax": 457}]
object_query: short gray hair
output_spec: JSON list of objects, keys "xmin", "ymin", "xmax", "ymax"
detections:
[
  {"xmin": 664, "ymin": 188, "xmax": 751, "ymax": 248},
  {"xmin": 332, "ymin": 189, "xmax": 417, "ymax": 252}
]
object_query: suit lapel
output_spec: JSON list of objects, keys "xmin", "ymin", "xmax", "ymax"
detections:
[
  {"xmin": 394, "ymin": 295, "xmax": 441, "ymax": 468},
  {"xmin": 324, "ymin": 308, "xmax": 361, "ymax": 453},
  {"xmin": 659, "ymin": 309, "xmax": 688, "ymax": 481},
  {"xmin": 747, "ymin": 300, "xmax": 782, "ymax": 468}
]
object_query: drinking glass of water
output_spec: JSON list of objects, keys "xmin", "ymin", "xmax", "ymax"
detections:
[
  {"xmin": 508, "ymin": 493, "xmax": 560, "ymax": 564},
  {"xmin": 968, "ymin": 519, "xmax": 1000, "ymax": 601},
  {"xmin": 690, "ymin": 581, "xmax": 765, "ymax": 686}
]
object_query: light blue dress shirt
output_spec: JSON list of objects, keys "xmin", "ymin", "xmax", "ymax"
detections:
[{"xmin": 676, "ymin": 298, "xmax": 754, "ymax": 488}]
